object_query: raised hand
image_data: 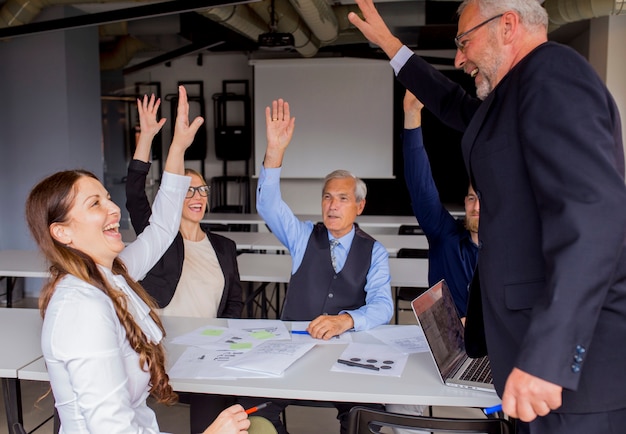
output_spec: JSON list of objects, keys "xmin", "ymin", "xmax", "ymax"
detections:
[
  {"xmin": 171, "ymin": 85, "xmax": 205, "ymax": 153},
  {"xmin": 134, "ymin": 94, "xmax": 167, "ymax": 162},
  {"xmin": 263, "ymin": 98, "xmax": 296, "ymax": 168},
  {"xmin": 403, "ymin": 90, "xmax": 424, "ymax": 130},
  {"xmin": 164, "ymin": 85, "xmax": 205, "ymax": 176},
  {"xmin": 348, "ymin": 0, "xmax": 403, "ymax": 59}
]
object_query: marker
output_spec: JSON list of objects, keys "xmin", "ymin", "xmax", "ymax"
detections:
[
  {"xmin": 245, "ymin": 401, "xmax": 272, "ymax": 415},
  {"xmin": 291, "ymin": 330, "xmax": 309, "ymax": 335},
  {"xmin": 337, "ymin": 358, "xmax": 380, "ymax": 371},
  {"xmin": 483, "ymin": 404, "xmax": 502, "ymax": 415}
]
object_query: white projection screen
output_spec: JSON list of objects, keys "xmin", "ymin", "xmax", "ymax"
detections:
[{"xmin": 251, "ymin": 58, "xmax": 394, "ymax": 179}]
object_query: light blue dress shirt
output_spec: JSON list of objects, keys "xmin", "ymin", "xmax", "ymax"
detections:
[{"xmin": 256, "ymin": 165, "xmax": 393, "ymax": 331}]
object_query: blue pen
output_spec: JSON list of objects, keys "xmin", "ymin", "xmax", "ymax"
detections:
[
  {"xmin": 483, "ymin": 404, "xmax": 502, "ymax": 415},
  {"xmin": 291, "ymin": 330, "xmax": 310, "ymax": 335}
]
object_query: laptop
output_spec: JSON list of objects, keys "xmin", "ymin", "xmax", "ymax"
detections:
[{"xmin": 411, "ymin": 279, "xmax": 495, "ymax": 393}]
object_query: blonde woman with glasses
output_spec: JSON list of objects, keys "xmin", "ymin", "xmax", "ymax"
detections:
[{"xmin": 125, "ymin": 89, "xmax": 244, "ymax": 433}]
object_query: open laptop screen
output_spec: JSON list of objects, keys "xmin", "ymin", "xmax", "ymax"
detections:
[{"xmin": 411, "ymin": 280, "xmax": 467, "ymax": 380}]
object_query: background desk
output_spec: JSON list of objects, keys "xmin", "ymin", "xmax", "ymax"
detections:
[
  {"xmin": 215, "ymin": 232, "xmax": 429, "ymax": 256},
  {"xmin": 0, "ymin": 308, "xmax": 43, "ymax": 433},
  {"xmin": 203, "ymin": 213, "xmax": 427, "ymax": 231},
  {"xmin": 0, "ymin": 250, "xmax": 48, "ymax": 308},
  {"xmin": 163, "ymin": 317, "xmax": 500, "ymax": 408},
  {"xmin": 236, "ymin": 253, "xmax": 429, "ymax": 318},
  {"xmin": 236, "ymin": 253, "xmax": 429, "ymax": 288}
]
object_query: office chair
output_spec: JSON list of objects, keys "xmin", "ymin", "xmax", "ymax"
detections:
[
  {"xmin": 394, "ymin": 248, "xmax": 429, "ymax": 324},
  {"xmin": 398, "ymin": 224, "xmax": 425, "ymax": 236},
  {"xmin": 347, "ymin": 406, "xmax": 514, "ymax": 434}
]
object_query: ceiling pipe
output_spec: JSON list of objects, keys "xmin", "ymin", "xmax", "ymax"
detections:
[
  {"xmin": 543, "ymin": 0, "xmax": 625, "ymax": 29},
  {"xmin": 248, "ymin": 0, "xmax": 320, "ymax": 57},
  {"xmin": 0, "ymin": 0, "xmax": 124, "ymax": 28},
  {"xmin": 197, "ymin": 5, "xmax": 268, "ymax": 42},
  {"xmin": 100, "ymin": 34, "xmax": 149, "ymax": 71},
  {"xmin": 287, "ymin": 0, "xmax": 338, "ymax": 44}
]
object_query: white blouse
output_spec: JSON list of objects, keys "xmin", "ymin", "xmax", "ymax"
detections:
[{"xmin": 41, "ymin": 171, "xmax": 189, "ymax": 434}]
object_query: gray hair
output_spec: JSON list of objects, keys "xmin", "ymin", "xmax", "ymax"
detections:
[
  {"xmin": 458, "ymin": 0, "xmax": 548, "ymax": 30},
  {"xmin": 323, "ymin": 170, "xmax": 367, "ymax": 202}
]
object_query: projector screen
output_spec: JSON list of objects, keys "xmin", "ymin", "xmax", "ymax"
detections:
[{"xmin": 251, "ymin": 58, "xmax": 394, "ymax": 179}]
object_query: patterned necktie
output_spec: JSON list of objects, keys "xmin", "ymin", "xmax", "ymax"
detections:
[{"xmin": 330, "ymin": 239, "xmax": 340, "ymax": 272}]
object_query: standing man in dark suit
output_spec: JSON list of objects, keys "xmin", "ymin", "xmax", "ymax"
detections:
[{"xmin": 349, "ymin": 0, "xmax": 626, "ymax": 433}]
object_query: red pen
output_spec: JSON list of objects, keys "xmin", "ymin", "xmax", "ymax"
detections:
[{"xmin": 245, "ymin": 401, "xmax": 272, "ymax": 415}]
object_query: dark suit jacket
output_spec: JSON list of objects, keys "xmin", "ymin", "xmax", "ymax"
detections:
[
  {"xmin": 125, "ymin": 160, "xmax": 243, "ymax": 318},
  {"xmin": 398, "ymin": 42, "xmax": 626, "ymax": 413}
]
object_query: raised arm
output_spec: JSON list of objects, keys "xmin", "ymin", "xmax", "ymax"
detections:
[
  {"xmin": 262, "ymin": 98, "xmax": 296, "ymax": 168},
  {"xmin": 165, "ymin": 85, "xmax": 204, "ymax": 175}
]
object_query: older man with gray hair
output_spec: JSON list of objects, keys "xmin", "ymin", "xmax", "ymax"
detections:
[{"xmin": 239, "ymin": 97, "xmax": 393, "ymax": 434}]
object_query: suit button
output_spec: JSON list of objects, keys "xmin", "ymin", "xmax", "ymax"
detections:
[
  {"xmin": 333, "ymin": 275, "xmax": 337, "ymax": 279},
  {"xmin": 571, "ymin": 364, "xmax": 581, "ymax": 373},
  {"xmin": 574, "ymin": 355, "xmax": 583, "ymax": 363},
  {"xmin": 576, "ymin": 345, "xmax": 586, "ymax": 354},
  {"xmin": 328, "ymin": 293, "xmax": 334, "ymax": 298}
]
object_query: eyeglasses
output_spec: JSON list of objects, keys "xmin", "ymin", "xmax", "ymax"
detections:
[
  {"xmin": 186, "ymin": 185, "xmax": 210, "ymax": 198},
  {"xmin": 454, "ymin": 14, "xmax": 503, "ymax": 52}
]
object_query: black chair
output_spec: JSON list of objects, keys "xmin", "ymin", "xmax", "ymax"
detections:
[
  {"xmin": 398, "ymin": 224, "xmax": 425, "ymax": 236},
  {"xmin": 347, "ymin": 406, "xmax": 514, "ymax": 434},
  {"xmin": 394, "ymin": 248, "xmax": 429, "ymax": 324}
]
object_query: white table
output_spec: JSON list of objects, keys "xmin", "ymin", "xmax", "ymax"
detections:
[
  {"xmin": 236, "ymin": 253, "xmax": 429, "ymax": 288},
  {"xmin": 203, "ymin": 213, "xmax": 441, "ymax": 231},
  {"xmin": 216, "ymin": 232, "xmax": 429, "ymax": 257},
  {"xmin": 19, "ymin": 317, "xmax": 499, "ymax": 409},
  {"xmin": 236, "ymin": 253, "xmax": 429, "ymax": 319},
  {"xmin": 163, "ymin": 317, "xmax": 500, "ymax": 408},
  {"xmin": 0, "ymin": 250, "xmax": 48, "ymax": 308},
  {"xmin": 0, "ymin": 308, "xmax": 44, "ymax": 432}
]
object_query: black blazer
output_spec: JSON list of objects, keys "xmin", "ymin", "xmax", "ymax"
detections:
[
  {"xmin": 125, "ymin": 160, "xmax": 243, "ymax": 318},
  {"xmin": 398, "ymin": 42, "xmax": 626, "ymax": 413}
]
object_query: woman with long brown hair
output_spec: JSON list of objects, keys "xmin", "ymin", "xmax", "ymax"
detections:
[{"xmin": 25, "ymin": 86, "xmax": 251, "ymax": 434}]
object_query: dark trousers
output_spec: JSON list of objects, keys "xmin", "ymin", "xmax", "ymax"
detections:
[
  {"xmin": 515, "ymin": 407, "xmax": 626, "ymax": 434},
  {"xmin": 178, "ymin": 392, "xmax": 236, "ymax": 434},
  {"xmin": 238, "ymin": 396, "xmax": 384, "ymax": 434}
]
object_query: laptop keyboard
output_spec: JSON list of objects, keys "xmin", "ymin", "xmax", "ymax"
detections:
[{"xmin": 460, "ymin": 357, "xmax": 493, "ymax": 384}]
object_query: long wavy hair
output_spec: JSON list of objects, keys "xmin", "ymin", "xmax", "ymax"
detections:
[{"xmin": 26, "ymin": 169, "xmax": 177, "ymax": 405}]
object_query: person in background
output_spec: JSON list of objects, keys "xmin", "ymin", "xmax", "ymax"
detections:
[
  {"xmin": 386, "ymin": 90, "xmax": 480, "ymax": 430},
  {"xmin": 400, "ymin": 89, "xmax": 479, "ymax": 319},
  {"xmin": 349, "ymin": 0, "xmax": 626, "ymax": 433},
  {"xmin": 239, "ymin": 98, "xmax": 393, "ymax": 434},
  {"xmin": 125, "ymin": 91, "xmax": 244, "ymax": 433},
  {"xmin": 26, "ymin": 86, "xmax": 251, "ymax": 434}
]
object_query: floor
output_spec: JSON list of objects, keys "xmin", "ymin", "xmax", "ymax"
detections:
[{"xmin": 1, "ymin": 298, "xmax": 487, "ymax": 434}]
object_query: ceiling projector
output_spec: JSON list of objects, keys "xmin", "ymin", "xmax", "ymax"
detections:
[{"xmin": 258, "ymin": 32, "xmax": 295, "ymax": 51}]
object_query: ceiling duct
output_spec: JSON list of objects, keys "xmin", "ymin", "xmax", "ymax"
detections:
[
  {"xmin": 543, "ymin": 0, "xmax": 625, "ymax": 28},
  {"xmin": 100, "ymin": 34, "xmax": 149, "ymax": 71},
  {"xmin": 248, "ymin": 0, "xmax": 320, "ymax": 57},
  {"xmin": 197, "ymin": 5, "xmax": 268, "ymax": 42},
  {"xmin": 0, "ymin": 0, "xmax": 125, "ymax": 28},
  {"xmin": 287, "ymin": 0, "xmax": 338, "ymax": 44}
]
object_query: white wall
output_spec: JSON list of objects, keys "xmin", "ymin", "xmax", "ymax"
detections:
[
  {"xmin": 123, "ymin": 53, "xmax": 334, "ymax": 217},
  {"xmin": 0, "ymin": 8, "xmax": 102, "ymax": 296}
]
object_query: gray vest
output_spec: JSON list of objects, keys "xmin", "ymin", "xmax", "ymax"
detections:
[{"xmin": 281, "ymin": 223, "xmax": 375, "ymax": 321}]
